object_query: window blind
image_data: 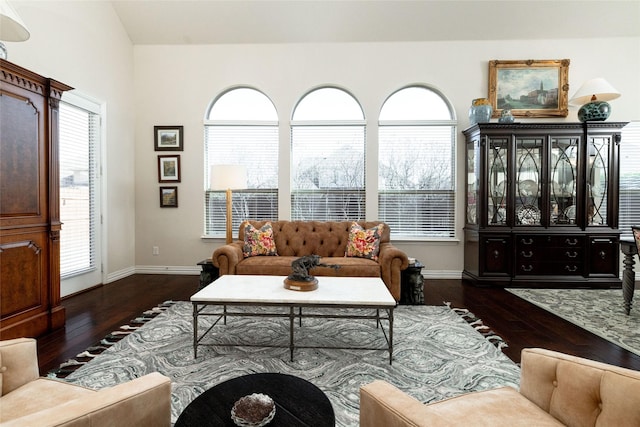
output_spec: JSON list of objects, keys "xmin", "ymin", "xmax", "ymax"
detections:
[
  {"xmin": 619, "ymin": 121, "xmax": 640, "ymax": 237},
  {"xmin": 204, "ymin": 125, "xmax": 278, "ymax": 236},
  {"xmin": 59, "ymin": 101, "xmax": 99, "ymax": 278},
  {"xmin": 290, "ymin": 125, "xmax": 365, "ymax": 221},
  {"xmin": 378, "ymin": 125, "xmax": 456, "ymax": 238}
]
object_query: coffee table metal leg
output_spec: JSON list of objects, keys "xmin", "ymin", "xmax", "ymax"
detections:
[
  {"xmin": 389, "ymin": 308, "xmax": 394, "ymax": 365},
  {"xmin": 289, "ymin": 307, "xmax": 295, "ymax": 361},
  {"xmin": 193, "ymin": 303, "xmax": 198, "ymax": 358}
]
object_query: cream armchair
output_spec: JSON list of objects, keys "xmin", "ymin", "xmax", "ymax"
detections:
[
  {"xmin": 0, "ymin": 338, "xmax": 171, "ymax": 427},
  {"xmin": 360, "ymin": 348, "xmax": 640, "ymax": 427}
]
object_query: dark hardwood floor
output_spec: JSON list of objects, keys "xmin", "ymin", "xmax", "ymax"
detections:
[{"xmin": 36, "ymin": 274, "xmax": 640, "ymax": 375}]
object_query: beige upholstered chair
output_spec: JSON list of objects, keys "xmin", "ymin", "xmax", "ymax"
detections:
[
  {"xmin": 632, "ymin": 225, "xmax": 640, "ymax": 256},
  {"xmin": 0, "ymin": 338, "xmax": 171, "ymax": 426},
  {"xmin": 360, "ymin": 348, "xmax": 640, "ymax": 427}
]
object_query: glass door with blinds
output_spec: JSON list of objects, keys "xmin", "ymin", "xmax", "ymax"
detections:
[
  {"xmin": 59, "ymin": 94, "xmax": 102, "ymax": 293},
  {"xmin": 619, "ymin": 122, "xmax": 640, "ymax": 237}
]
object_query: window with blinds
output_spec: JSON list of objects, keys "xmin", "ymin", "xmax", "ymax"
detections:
[
  {"xmin": 619, "ymin": 121, "xmax": 640, "ymax": 238},
  {"xmin": 291, "ymin": 87, "xmax": 366, "ymax": 221},
  {"xmin": 59, "ymin": 100, "xmax": 100, "ymax": 278},
  {"xmin": 378, "ymin": 86, "xmax": 456, "ymax": 238},
  {"xmin": 204, "ymin": 88, "xmax": 278, "ymax": 237}
]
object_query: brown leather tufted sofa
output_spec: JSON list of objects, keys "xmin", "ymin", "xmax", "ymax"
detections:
[
  {"xmin": 212, "ymin": 220, "xmax": 409, "ymax": 300},
  {"xmin": 360, "ymin": 347, "xmax": 640, "ymax": 427}
]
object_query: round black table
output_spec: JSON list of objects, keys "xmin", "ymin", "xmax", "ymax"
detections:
[{"xmin": 174, "ymin": 373, "xmax": 335, "ymax": 426}]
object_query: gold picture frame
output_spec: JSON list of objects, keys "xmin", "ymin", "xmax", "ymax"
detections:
[{"xmin": 488, "ymin": 59, "xmax": 570, "ymax": 118}]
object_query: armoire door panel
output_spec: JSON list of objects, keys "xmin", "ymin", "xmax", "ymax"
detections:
[
  {"xmin": 0, "ymin": 92, "xmax": 41, "ymax": 217},
  {"xmin": 0, "ymin": 234, "xmax": 48, "ymax": 318}
]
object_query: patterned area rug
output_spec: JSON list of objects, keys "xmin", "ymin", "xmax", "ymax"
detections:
[
  {"xmin": 508, "ymin": 288, "xmax": 640, "ymax": 356},
  {"xmin": 54, "ymin": 302, "xmax": 520, "ymax": 426}
]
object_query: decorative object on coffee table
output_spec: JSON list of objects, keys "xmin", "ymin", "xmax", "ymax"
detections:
[
  {"xmin": 175, "ymin": 373, "xmax": 334, "ymax": 427},
  {"xmin": 283, "ymin": 255, "xmax": 340, "ymax": 291}
]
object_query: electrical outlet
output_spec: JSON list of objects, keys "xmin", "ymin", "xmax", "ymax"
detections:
[{"xmin": 152, "ymin": 246, "xmax": 159, "ymax": 256}]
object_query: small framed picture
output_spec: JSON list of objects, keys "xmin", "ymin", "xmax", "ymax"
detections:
[
  {"xmin": 154, "ymin": 126, "xmax": 183, "ymax": 151},
  {"xmin": 488, "ymin": 59, "xmax": 570, "ymax": 118},
  {"xmin": 158, "ymin": 155, "xmax": 181, "ymax": 182},
  {"xmin": 159, "ymin": 186, "xmax": 178, "ymax": 208}
]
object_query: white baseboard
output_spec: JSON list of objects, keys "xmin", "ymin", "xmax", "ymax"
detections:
[
  {"xmin": 421, "ymin": 270, "xmax": 462, "ymax": 279},
  {"xmin": 106, "ymin": 266, "xmax": 461, "ymax": 281},
  {"xmin": 135, "ymin": 265, "xmax": 201, "ymax": 275},
  {"xmin": 105, "ymin": 266, "xmax": 136, "ymax": 283}
]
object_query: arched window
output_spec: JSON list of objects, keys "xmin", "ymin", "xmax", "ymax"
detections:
[
  {"xmin": 379, "ymin": 86, "xmax": 456, "ymax": 238},
  {"xmin": 290, "ymin": 87, "xmax": 366, "ymax": 221},
  {"xmin": 204, "ymin": 87, "xmax": 278, "ymax": 237}
]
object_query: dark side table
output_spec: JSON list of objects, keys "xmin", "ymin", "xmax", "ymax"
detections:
[
  {"xmin": 400, "ymin": 261, "xmax": 424, "ymax": 305},
  {"xmin": 197, "ymin": 259, "xmax": 219, "ymax": 290},
  {"xmin": 620, "ymin": 238, "xmax": 638, "ymax": 315},
  {"xmin": 175, "ymin": 373, "xmax": 335, "ymax": 426}
]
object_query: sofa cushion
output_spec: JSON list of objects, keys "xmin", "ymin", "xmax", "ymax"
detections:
[
  {"xmin": 235, "ymin": 256, "xmax": 381, "ymax": 278},
  {"xmin": 243, "ymin": 222, "xmax": 278, "ymax": 257},
  {"xmin": 0, "ymin": 378, "xmax": 94, "ymax": 422},
  {"xmin": 345, "ymin": 222, "xmax": 384, "ymax": 261},
  {"xmin": 422, "ymin": 387, "xmax": 564, "ymax": 427}
]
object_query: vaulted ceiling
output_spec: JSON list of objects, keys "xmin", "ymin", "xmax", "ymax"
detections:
[{"xmin": 110, "ymin": 0, "xmax": 640, "ymax": 45}]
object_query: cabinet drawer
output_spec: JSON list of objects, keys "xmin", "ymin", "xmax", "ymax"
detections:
[
  {"xmin": 515, "ymin": 234, "xmax": 585, "ymax": 276},
  {"xmin": 516, "ymin": 235, "xmax": 584, "ymax": 248},
  {"xmin": 516, "ymin": 261, "xmax": 582, "ymax": 275}
]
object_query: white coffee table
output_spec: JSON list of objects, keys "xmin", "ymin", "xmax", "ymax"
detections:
[{"xmin": 190, "ymin": 275, "xmax": 396, "ymax": 363}]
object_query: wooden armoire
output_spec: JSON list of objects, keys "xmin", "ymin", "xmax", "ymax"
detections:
[{"xmin": 1, "ymin": 59, "xmax": 72, "ymax": 338}]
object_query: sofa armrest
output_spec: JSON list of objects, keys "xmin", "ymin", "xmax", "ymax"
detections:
[
  {"xmin": 1, "ymin": 372, "xmax": 172, "ymax": 427},
  {"xmin": 212, "ymin": 242, "xmax": 244, "ymax": 274},
  {"xmin": 0, "ymin": 338, "xmax": 39, "ymax": 396},
  {"xmin": 377, "ymin": 243, "xmax": 409, "ymax": 301},
  {"xmin": 360, "ymin": 380, "xmax": 448, "ymax": 427}
]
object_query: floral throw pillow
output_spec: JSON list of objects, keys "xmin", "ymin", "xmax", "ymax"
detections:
[
  {"xmin": 243, "ymin": 223, "xmax": 278, "ymax": 258},
  {"xmin": 345, "ymin": 222, "xmax": 384, "ymax": 261}
]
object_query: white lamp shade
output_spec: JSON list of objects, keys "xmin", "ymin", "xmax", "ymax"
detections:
[
  {"xmin": 209, "ymin": 164, "xmax": 247, "ymax": 190},
  {"xmin": 569, "ymin": 78, "xmax": 621, "ymax": 106},
  {"xmin": 0, "ymin": 0, "xmax": 30, "ymax": 41}
]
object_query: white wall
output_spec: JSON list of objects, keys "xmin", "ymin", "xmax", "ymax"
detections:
[
  {"xmin": 8, "ymin": 1, "xmax": 136, "ymax": 295},
  {"xmin": 133, "ymin": 38, "xmax": 640, "ymax": 276},
  {"xmin": 5, "ymin": 1, "xmax": 640, "ymax": 288}
]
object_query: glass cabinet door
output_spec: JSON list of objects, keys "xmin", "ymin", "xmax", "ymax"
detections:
[
  {"xmin": 550, "ymin": 136, "xmax": 578, "ymax": 225},
  {"xmin": 515, "ymin": 137, "xmax": 542, "ymax": 226},
  {"xmin": 487, "ymin": 137, "xmax": 508, "ymax": 226},
  {"xmin": 466, "ymin": 141, "xmax": 477, "ymax": 225},
  {"xmin": 587, "ymin": 135, "xmax": 610, "ymax": 226}
]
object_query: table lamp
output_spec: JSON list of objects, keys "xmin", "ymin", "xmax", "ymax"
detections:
[
  {"xmin": 210, "ymin": 164, "xmax": 247, "ymax": 244},
  {"xmin": 569, "ymin": 78, "xmax": 621, "ymax": 122},
  {"xmin": 0, "ymin": 0, "xmax": 30, "ymax": 60}
]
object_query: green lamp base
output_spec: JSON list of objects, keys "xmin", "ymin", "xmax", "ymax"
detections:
[{"xmin": 577, "ymin": 101, "xmax": 611, "ymax": 122}]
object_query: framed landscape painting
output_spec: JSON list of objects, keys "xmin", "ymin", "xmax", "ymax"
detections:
[
  {"xmin": 160, "ymin": 186, "xmax": 178, "ymax": 208},
  {"xmin": 154, "ymin": 125, "xmax": 183, "ymax": 151},
  {"xmin": 158, "ymin": 155, "xmax": 181, "ymax": 182},
  {"xmin": 488, "ymin": 59, "xmax": 570, "ymax": 118}
]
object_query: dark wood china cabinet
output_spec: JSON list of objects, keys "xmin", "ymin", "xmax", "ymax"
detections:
[
  {"xmin": 463, "ymin": 122, "xmax": 627, "ymax": 288},
  {"xmin": 1, "ymin": 59, "xmax": 72, "ymax": 338}
]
